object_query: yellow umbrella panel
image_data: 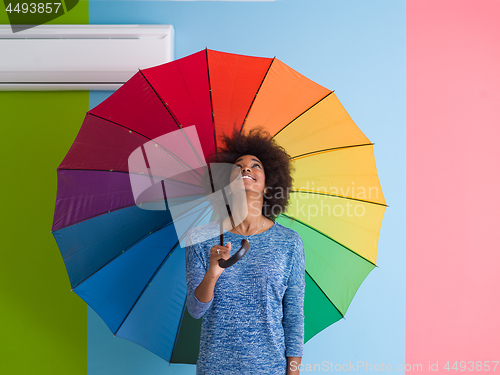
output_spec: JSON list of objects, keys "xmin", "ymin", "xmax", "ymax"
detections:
[{"xmin": 274, "ymin": 91, "xmax": 387, "ymax": 341}]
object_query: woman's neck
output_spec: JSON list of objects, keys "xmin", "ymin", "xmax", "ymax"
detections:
[
  {"xmin": 233, "ymin": 213, "xmax": 265, "ymax": 233},
  {"xmin": 224, "ymin": 191, "xmax": 266, "ymax": 235}
]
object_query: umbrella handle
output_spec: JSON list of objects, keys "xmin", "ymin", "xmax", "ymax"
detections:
[{"xmin": 218, "ymin": 239, "xmax": 249, "ymax": 268}]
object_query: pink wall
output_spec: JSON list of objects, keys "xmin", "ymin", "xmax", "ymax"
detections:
[{"xmin": 407, "ymin": 0, "xmax": 500, "ymax": 371}]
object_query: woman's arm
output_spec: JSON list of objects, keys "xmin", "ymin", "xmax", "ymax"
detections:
[
  {"xmin": 194, "ymin": 242, "xmax": 231, "ymax": 302},
  {"xmin": 194, "ymin": 271, "xmax": 219, "ymax": 303},
  {"xmin": 287, "ymin": 356, "xmax": 301, "ymax": 374},
  {"xmin": 282, "ymin": 236, "xmax": 305, "ymax": 367},
  {"xmin": 185, "ymin": 241, "xmax": 213, "ymax": 319}
]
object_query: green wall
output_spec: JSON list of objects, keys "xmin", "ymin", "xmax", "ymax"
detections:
[{"xmin": 0, "ymin": 3, "xmax": 89, "ymax": 374}]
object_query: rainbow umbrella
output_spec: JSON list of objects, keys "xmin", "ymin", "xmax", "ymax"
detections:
[{"xmin": 52, "ymin": 49, "xmax": 386, "ymax": 363}]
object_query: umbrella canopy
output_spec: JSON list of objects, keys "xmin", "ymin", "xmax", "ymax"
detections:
[{"xmin": 52, "ymin": 49, "xmax": 386, "ymax": 364}]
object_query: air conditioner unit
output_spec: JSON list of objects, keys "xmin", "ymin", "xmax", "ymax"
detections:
[{"xmin": 0, "ymin": 24, "xmax": 174, "ymax": 91}]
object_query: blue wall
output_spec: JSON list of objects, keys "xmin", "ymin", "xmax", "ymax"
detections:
[{"xmin": 88, "ymin": 1, "xmax": 405, "ymax": 373}]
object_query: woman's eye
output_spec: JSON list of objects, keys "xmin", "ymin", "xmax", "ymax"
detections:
[{"xmin": 232, "ymin": 163, "xmax": 261, "ymax": 169}]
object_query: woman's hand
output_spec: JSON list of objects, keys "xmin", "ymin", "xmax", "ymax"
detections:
[
  {"xmin": 207, "ymin": 242, "xmax": 231, "ymax": 278},
  {"xmin": 195, "ymin": 242, "xmax": 231, "ymax": 303}
]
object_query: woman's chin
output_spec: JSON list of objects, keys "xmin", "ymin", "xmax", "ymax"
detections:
[{"xmin": 244, "ymin": 189, "xmax": 265, "ymax": 198}]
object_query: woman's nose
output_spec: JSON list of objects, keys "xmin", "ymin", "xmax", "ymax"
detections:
[{"xmin": 242, "ymin": 166, "xmax": 251, "ymax": 172}]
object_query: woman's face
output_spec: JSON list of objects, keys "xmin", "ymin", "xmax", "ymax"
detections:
[{"xmin": 230, "ymin": 154, "xmax": 266, "ymax": 194}]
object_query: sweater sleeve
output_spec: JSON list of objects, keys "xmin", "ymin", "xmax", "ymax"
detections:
[
  {"xmin": 282, "ymin": 235, "xmax": 306, "ymax": 357},
  {"xmin": 185, "ymin": 236, "xmax": 212, "ymax": 319}
]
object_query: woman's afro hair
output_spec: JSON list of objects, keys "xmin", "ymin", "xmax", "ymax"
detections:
[{"xmin": 206, "ymin": 127, "xmax": 294, "ymax": 221}]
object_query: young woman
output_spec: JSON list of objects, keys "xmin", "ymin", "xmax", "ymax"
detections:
[{"xmin": 185, "ymin": 129, "xmax": 305, "ymax": 374}]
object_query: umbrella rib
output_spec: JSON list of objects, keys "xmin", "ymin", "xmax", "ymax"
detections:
[
  {"xmin": 273, "ymin": 91, "xmax": 334, "ymax": 138},
  {"xmin": 68, "ymin": 199, "xmax": 211, "ymax": 290},
  {"xmin": 69, "ymin": 216, "xmax": 175, "ymax": 291},
  {"xmin": 240, "ymin": 57, "xmax": 276, "ymax": 132},
  {"xmin": 139, "ymin": 69, "xmax": 204, "ymax": 181},
  {"xmin": 290, "ymin": 142, "xmax": 374, "ymax": 160},
  {"xmin": 87, "ymin": 112, "xmax": 203, "ymax": 182},
  {"xmin": 139, "ymin": 68, "xmax": 209, "ymax": 174},
  {"xmin": 168, "ymin": 207, "xmax": 217, "ymax": 360},
  {"xmin": 204, "ymin": 49, "xmax": 221, "ymax": 197},
  {"xmin": 169, "ymin": 297, "xmax": 189, "ymax": 362},
  {"xmin": 138, "ymin": 69, "xmax": 183, "ymax": 127},
  {"xmin": 280, "ymin": 214, "xmax": 377, "ymax": 266},
  {"xmin": 305, "ymin": 269, "xmax": 345, "ymax": 319},
  {"xmin": 87, "ymin": 112, "xmax": 155, "ymax": 140},
  {"xmin": 57, "ymin": 168, "xmax": 203, "ymax": 190},
  {"xmin": 290, "ymin": 190, "xmax": 387, "ymax": 207},
  {"xmin": 205, "ymin": 48, "xmax": 218, "ymax": 156},
  {"xmin": 113, "ymin": 204, "xmax": 214, "ymax": 337},
  {"xmin": 54, "ymin": 201, "xmax": 141, "ymax": 232},
  {"xmin": 53, "ymin": 170, "xmax": 207, "ymax": 231},
  {"xmin": 54, "ymin": 193, "xmax": 208, "ymax": 232}
]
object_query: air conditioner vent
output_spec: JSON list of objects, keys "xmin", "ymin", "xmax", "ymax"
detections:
[{"xmin": 0, "ymin": 25, "xmax": 174, "ymax": 91}]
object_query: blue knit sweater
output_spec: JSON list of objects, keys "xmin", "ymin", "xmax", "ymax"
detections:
[{"xmin": 185, "ymin": 221, "xmax": 305, "ymax": 375}]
